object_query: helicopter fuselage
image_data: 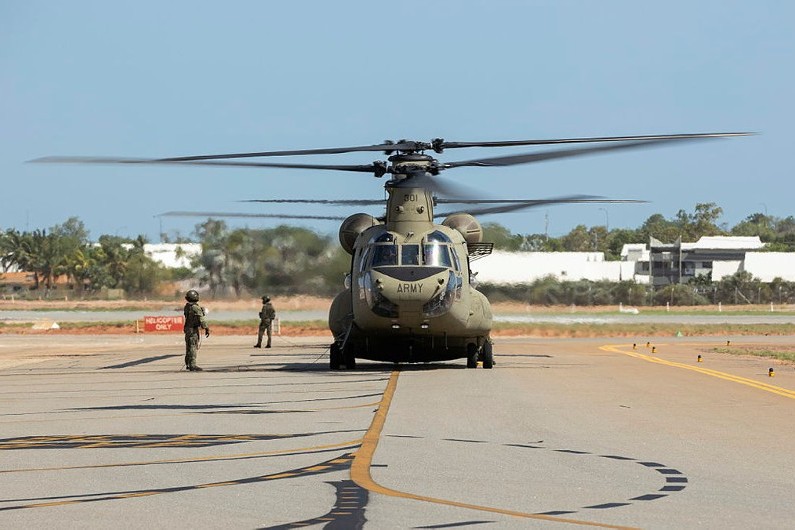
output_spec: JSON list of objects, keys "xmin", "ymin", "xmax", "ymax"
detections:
[{"xmin": 329, "ymin": 177, "xmax": 492, "ymax": 364}]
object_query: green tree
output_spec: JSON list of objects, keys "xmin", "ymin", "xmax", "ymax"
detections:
[
  {"xmin": 638, "ymin": 213, "xmax": 679, "ymax": 243},
  {"xmin": 560, "ymin": 225, "xmax": 593, "ymax": 251},
  {"xmin": 122, "ymin": 252, "xmax": 166, "ymax": 296},
  {"xmin": 481, "ymin": 223, "xmax": 523, "ymax": 250}
]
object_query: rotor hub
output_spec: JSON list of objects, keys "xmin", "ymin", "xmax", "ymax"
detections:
[{"xmin": 387, "ymin": 153, "xmax": 438, "ymax": 179}]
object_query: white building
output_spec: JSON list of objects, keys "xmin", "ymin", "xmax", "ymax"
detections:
[
  {"xmin": 143, "ymin": 243, "xmax": 202, "ymax": 269},
  {"xmin": 470, "ymin": 236, "xmax": 795, "ymax": 285},
  {"xmin": 472, "ymin": 251, "xmax": 626, "ymax": 284}
]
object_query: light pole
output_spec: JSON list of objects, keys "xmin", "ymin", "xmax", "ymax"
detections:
[
  {"xmin": 599, "ymin": 207, "xmax": 609, "ymax": 232},
  {"xmin": 759, "ymin": 203, "xmax": 769, "ymax": 230}
]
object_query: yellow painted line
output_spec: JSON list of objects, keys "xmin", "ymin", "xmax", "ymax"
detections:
[
  {"xmin": 197, "ymin": 482, "xmax": 235, "ymax": 488},
  {"xmin": 601, "ymin": 344, "xmax": 795, "ymax": 400},
  {"xmin": 0, "ymin": 439, "xmax": 362, "ymax": 474},
  {"xmin": 266, "ymin": 472, "xmax": 296, "ymax": 480},
  {"xmin": 351, "ymin": 371, "xmax": 636, "ymax": 529},
  {"xmin": 305, "ymin": 465, "xmax": 330, "ymax": 472}
]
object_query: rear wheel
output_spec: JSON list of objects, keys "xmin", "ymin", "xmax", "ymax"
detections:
[
  {"xmin": 330, "ymin": 343, "xmax": 342, "ymax": 370},
  {"xmin": 342, "ymin": 345, "xmax": 357, "ymax": 369},
  {"xmin": 481, "ymin": 341, "xmax": 494, "ymax": 369},
  {"xmin": 466, "ymin": 343, "xmax": 478, "ymax": 368}
]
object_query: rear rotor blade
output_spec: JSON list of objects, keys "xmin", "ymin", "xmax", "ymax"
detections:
[
  {"xmin": 159, "ymin": 211, "xmax": 347, "ymax": 221},
  {"xmin": 407, "ymin": 172, "xmax": 480, "ymax": 200},
  {"xmin": 239, "ymin": 199, "xmax": 385, "ymax": 206},
  {"xmin": 434, "ymin": 197, "xmax": 646, "ymax": 218},
  {"xmin": 435, "ymin": 195, "xmax": 597, "ymax": 204}
]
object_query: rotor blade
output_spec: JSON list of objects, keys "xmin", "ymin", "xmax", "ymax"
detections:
[
  {"xmin": 408, "ymin": 173, "xmax": 470, "ymax": 199},
  {"xmin": 32, "ymin": 156, "xmax": 381, "ymax": 173},
  {"xmin": 434, "ymin": 197, "xmax": 646, "ymax": 218},
  {"xmin": 239, "ymin": 199, "xmax": 385, "ymax": 206},
  {"xmin": 121, "ymin": 132, "xmax": 755, "ymax": 160},
  {"xmin": 159, "ymin": 211, "xmax": 347, "ymax": 221},
  {"xmin": 152, "ymin": 140, "xmax": 426, "ymax": 161},
  {"xmin": 435, "ymin": 195, "xmax": 598, "ymax": 204},
  {"xmin": 437, "ymin": 132, "xmax": 752, "ymax": 151},
  {"xmin": 441, "ymin": 137, "xmax": 715, "ymax": 170}
]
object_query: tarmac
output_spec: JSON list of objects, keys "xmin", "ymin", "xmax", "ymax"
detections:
[{"xmin": 0, "ymin": 333, "xmax": 793, "ymax": 528}]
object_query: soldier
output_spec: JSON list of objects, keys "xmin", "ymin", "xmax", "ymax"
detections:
[
  {"xmin": 183, "ymin": 289, "xmax": 210, "ymax": 371},
  {"xmin": 254, "ymin": 295, "xmax": 276, "ymax": 348}
]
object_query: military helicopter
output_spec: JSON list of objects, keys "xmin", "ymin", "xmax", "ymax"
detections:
[{"xmin": 34, "ymin": 131, "xmax": 749, "ymax": 369}]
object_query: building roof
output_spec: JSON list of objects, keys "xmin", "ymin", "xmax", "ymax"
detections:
[{"xmin": 682, "ymin": 236, "xmax": 764, "ymax": 251}]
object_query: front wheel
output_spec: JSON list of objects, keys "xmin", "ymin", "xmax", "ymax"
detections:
[{"xmin": 481, "ymin": 340, "xmax": 494, "ymax": 369}]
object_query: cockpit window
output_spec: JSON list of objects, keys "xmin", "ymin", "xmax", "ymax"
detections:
[
  {"xmin": 401, "ymin": 245, "xmax": 420, "ymax": 265},
  {"xmin": 423, "ymin": 243, "xmax": 452, "ymax": 267},
  {"xmin": 426, "ymin": 230, "xmax": 452, "ymax": 243},
  {"xmin": 371, "ymin": 245, "xmax": 397, "ymax": 266},
  {"xmin": 373, "ymin": 232, "xmax": 396, "ymax": 243}
]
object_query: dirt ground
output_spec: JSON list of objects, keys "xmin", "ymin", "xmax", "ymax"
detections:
[
  {"xmin": 2, "ymin": 297, "xmax": 793, "ymax": 338},
  {"xmin": 3, "ymin": 296, "xmax": 791, "ymax": 313}
]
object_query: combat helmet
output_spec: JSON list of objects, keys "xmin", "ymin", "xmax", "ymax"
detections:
[{"xmin": 185, "ymin": 289, "xmax": 200, "ymax": 303}]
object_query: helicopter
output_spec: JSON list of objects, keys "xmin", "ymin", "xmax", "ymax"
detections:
[{"xmin": 34, "ymin": 131, "xmax": 750, "ymax": 369}]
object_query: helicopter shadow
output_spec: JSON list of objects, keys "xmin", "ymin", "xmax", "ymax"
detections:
[{"xmin": 263, "ymin": 361, "xmax": 471, "ymax": 373}]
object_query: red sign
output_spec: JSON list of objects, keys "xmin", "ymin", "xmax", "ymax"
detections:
[{"xmin": 144, "ymin": 315, "xmax": 184, "ymax": 332}]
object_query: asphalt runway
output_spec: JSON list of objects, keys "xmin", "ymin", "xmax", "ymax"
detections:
[{"xmin": 0, "ymin": 333, "xmax": 793, "ymax": 529}]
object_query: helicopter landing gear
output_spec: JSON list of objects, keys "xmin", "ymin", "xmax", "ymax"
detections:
[
  {"xmin": 342, "ymin": 347, "xmax": 356, "ymax": 370},
  {"xmin": 330, "ymin": 342, "xmax": 342, "ymax": 370},
  {"xmin": 481, "ymin": 340, "xmax": 494, "ymax": 369},
  {"xmin": 330, "ymin": 341, "xmax": 356, "ymax": 370},
  {"xmin": 466, "ymin": 343, "xmax": 478, "ymax": 368}
]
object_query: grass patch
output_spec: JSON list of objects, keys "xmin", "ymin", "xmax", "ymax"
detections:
[
  {"xmin": 491, "ymin": 322, "xmax": 795, "ymax": 338},
  {"xmin": 709, "ymin": 346, "xmax": 795, "ymax": 363}
]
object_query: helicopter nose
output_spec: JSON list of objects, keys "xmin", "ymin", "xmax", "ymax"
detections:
[{"xmin": 374, "ymin": 267, "xmax": 447, "ymax": 303}]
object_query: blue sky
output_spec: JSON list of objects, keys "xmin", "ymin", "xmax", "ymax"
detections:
[{"xmin": 2, "ymin": 1, "xmax": 791, "ymax": 242}]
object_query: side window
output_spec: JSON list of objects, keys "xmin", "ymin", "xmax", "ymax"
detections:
[
  {"xmin": 358, "ymin": 246, "xmax": 371, "ymax": 272},
  {"xmin": 401, "ymin": 245, "xmax": 420, "ymax": 265},
  {"xmin": 450, "ymin": 246, "xmax": 461, "ymax": 271}
]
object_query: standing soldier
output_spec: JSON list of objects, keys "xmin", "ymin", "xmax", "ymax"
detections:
[
  {"xmin": 183, "ymin": 289, "xmax": 210, "ymax": 371},
  {"xmin": 254, "ymin": 295, "xmax": 276, "ymax": 348}
]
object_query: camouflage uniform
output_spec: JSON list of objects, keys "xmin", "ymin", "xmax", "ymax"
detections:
[
  {"xmin": 255, "ymin": 296, "xmax": 276, "ymax": 348},
  {"xmin": 183, "ymin": 291, "xmax": 209, "ymax": 371}
]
